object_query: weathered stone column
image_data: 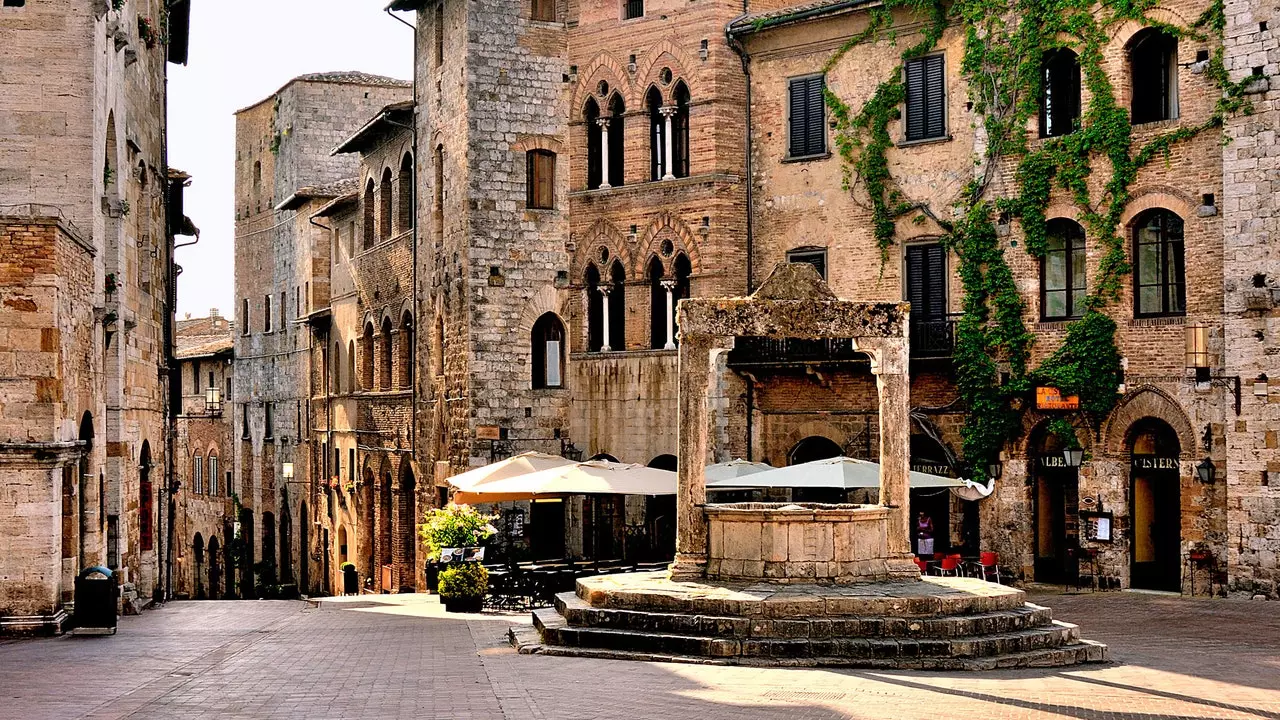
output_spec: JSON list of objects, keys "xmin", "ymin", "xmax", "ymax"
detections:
[
  {"xmin": 596, "ymin": 117, "xmax": 612, "ymax": 190},
  {"xmin": 659, "ymin": 106, "xmax": 677, "ymax": 181},
  {"xmin": 671, "ymin": 333, "xmax": 714, "ymax": 580},
  {"xmin": 599, "ymin": 285, "xmax": 612, "ymax": 352},
  {"xmin": 871, "ymin": 341, "xmax": 915, "ymax": 568},
  {"xmin": 661, "ymin": 279, "xmax": 677, "ymax": 350}
]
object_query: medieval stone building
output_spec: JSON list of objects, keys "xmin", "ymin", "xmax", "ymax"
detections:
[
  {"xmin": 0, "ymin": 0, "xmax": 193, "ymax": 631},
  {"xmin": 172, "ymin": 311, "xmax": 235, "ymax": 599},
  {"xmin": 232, "ymin": 72, "xmax": 411, "ymax": 597}
]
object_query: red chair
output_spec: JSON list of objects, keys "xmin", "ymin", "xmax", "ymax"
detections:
[
  {"xmin": 933, "ymin": 557, "xmax": 961, "ymax": 577},
  {"xmin": 978, "ymin": 551, "xmax": 1003, "ymax": 584},
  {"xmin": 913, "ymin": 557, "xmax": 929, "ymax": 573},
  {"xmin": 933, "ymin": 552, "xmax": 947, "ymax": 562}
]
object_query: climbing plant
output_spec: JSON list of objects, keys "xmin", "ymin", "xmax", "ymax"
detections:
[{"xmin": 800, "ymin": 0, "xmax": 1252, "ymax": 478}]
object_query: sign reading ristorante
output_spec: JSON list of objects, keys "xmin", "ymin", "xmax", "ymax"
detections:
[{"xmin": 1035, "ymin": 386, "xmax": 1080, "ymax": 411}]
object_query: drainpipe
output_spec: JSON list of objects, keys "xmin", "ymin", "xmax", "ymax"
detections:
[{"xmin": 727, "ymin": 25, "xmax": 754, "ymax": 294}]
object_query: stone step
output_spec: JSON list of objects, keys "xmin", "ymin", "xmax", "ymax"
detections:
[
  {"xmin": 536, "ymin": 607, "xmax": 1082, "ymax": 660},
  {"xmin": 531, "ymin": 640, "xmax": 1109, "ymax": 671},
  {"xmin": 556, "ymin": 591, "xmax": 1056, "ymax": 640}
]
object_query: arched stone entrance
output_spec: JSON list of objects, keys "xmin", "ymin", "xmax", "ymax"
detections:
[
  {"xmin": 787, "ymin": 436, "xmax": 845, "ymax": 503},
  {"xmin": 909, "ymin": 434, "xmax": 955, "ymax": 556},
  {"xmin": 1128, "ymin": 418, "xmax": 1182, "ymax": 591},
  {"xmin": 207, "ymin": 536, "xmax": 221, "ymax": 599},
  {"xmin": 193, "ymin": 533, "xmax": 205, "ymax": 599}
]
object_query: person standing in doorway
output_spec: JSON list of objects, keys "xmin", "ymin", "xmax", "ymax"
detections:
[{"xmin": 916, "ymin": 511, "xmax": 935, "ymax": 557}]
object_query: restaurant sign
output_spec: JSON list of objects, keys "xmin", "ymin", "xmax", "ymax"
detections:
[
  {"xmin": 1035, "ymin": 386, "xmax": 1080, "ymax": 411},
  {"xmin": 476, "ymin": 425, "xmax": 501, "ymax": 440},
  {"xmin": 1131, "ymin": 455, "xmax": 1179, "ymax": 471},
  {"xmin": 911, "ymin": 462, "xmax": 956, "ymax": 477},
  {"xmin": 1038, "ymin": 455, "xmax": 1075, "ymax": 469}
]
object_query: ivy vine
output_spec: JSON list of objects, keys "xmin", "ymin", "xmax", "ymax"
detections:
[{"xmin": 810, "ymin": 0, "xmax": 1251, "ymax": 479}]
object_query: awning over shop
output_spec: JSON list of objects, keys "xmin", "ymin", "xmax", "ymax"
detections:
[
  {"xmin": 451, "ymin": 459, "xmax": 676, "ymax": 504},
  {"xmin": 447, "ymin": 451, "xmax": 578, "ymax": 493}
]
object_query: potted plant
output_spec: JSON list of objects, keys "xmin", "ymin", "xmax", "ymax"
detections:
[
  {"xmin": 419, "ymin": 504, "xmax": 496, "ymax": 593},
  {"xmin": 437, "ymin": 562, "xmax": 488, "ymax": 613}
]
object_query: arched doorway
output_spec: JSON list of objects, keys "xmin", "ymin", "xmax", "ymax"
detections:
[
  {"xmin": 646, "ymin": 454, "xmax": 677, "ymax": 471},
  {"xmin": 909, "ymin": 434, "xmax": 955, "ymax": 556},
  {"xmin": 787, "ymin": 436, "xmax": 845, "ymax": 503},
  {"xmin": 222, "ymin": 519, "xmax": 236, "ymax": 598},
  {"xmin": 193, "ymin": 533, "xmax": 205, "ymax": 599},
  {"xmin": 76, "ymin": 412, "xmax": 94, "ymax": 570},
  {"xmin": 396, "ymin": 463, "xmax": 417, "ymax": 592},
  {"xmin": 588, "ymin": 452, "xmax": 619, "ymax": 463},
  {"xmin": 1128, "ymin": 418, "xmax": 1181, "ymax": 591},
  {"xmin": 139, "ymin": 441, "xmax": 154, "ymax": 553},
  {"xmin": 1030, "ymin": 422, "xmax": 1080, "ymax": 585},
  {"xmin": 207, "ymin": 536, "xmax": 221, "ymax": 599},
  {"xmin": 299, "ymin": 501, "xmax": 309, "ymax": 595},
  {"xmin": 377, "ymin": 465, "xmax": 393, "ymax": 591}
]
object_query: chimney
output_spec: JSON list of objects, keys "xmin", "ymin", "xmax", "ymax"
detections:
[{"xmin": 209, "ymin": 307, "xmax": 221, "ymax": 319}]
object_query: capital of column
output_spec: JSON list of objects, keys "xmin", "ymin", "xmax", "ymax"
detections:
[
  {"xmin": 595, "ymin": 116, "xmax": 612, "ymax": 130},
  {"xmin": 598, "ymin": 286, "xmax": 612, "ymax": 297},
  {"xmin": 658, "ymin": 105, "xmax": 679, "ymax": 118},
  {"xmin": 660, "ymin": 279, "xmax": 677, "ymax": 292}
]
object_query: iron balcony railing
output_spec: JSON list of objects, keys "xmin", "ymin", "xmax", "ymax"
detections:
[
  {"xmin": 727, "ymin": 337, "xmax": 867, "ymax": 367},
  {"xmin": 910, "ymin": 314, "xmax": 961, "ymax": 358}
]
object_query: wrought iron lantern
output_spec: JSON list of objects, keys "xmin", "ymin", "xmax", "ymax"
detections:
[
  {"xmin": 205, "ymin": 385, "xmax": 223, "ymax": 413},
  {"xmin": 1196, "ymin": 457, "xmax": 1216, "ymax": 484},
  {"xmin": 1062, "ymin": 448, "xmax": 1084, "ymax": 468}
]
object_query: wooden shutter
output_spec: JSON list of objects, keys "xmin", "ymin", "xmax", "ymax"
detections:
[
  {"xmin": 788, "ymin": 76, "xmax": 826, "ymax": 157},
  {"xmin": 532, "ymin": 0, "xmax": 554, "ymax": 21},
  {"xmin": 527, "ymin": 151, "xmax": 555, "ymax": 209},
  {"xmin": 906, "ymin": 56, "xmax": 946, "ymax": 140},
  {"xmin": 906, "ymin": 244, "xmax": 946, "ymax": 318}
]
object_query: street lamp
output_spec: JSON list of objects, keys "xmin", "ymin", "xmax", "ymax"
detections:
[
  {"xmin": 987, "ymin": 462, "xmax": 1003, "ymax": 480},
  {"xmin": 1255, "ymin": 374, "xmax": 1270, "ymax": 397},
  {"xmin": 205, "ymin": 385, "xmax": 223, "ymax": 413},
  {"xmin": 1062, "ymin": 448, "xmax": 1084, "ymax": 468},
  {"xmin": 1196, "ymin": 457, "xmax": 1216, "ymax": 484},
  {"xmin": 282, "ymin": 462, "xmax": 294, "ymax": 482}
]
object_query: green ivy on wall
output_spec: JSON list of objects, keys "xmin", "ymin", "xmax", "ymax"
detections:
[{"xmin": 810, "ymin": 0, "xmax": 1250, "ymax": 479}]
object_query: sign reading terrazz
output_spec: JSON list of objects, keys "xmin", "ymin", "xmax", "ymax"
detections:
[{"xmin": 1035, "ymin": 386, "xmax": 1081, "ymax": 411}]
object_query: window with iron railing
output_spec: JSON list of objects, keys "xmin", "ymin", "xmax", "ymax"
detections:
[{"xmin": 623, "ymin": 0, "xmax": 643, "ymax": 19}]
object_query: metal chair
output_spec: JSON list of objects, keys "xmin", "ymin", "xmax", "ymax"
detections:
[{"xmin": 976, "ymin": 551, "xmax": 1003, "ymax": 584}]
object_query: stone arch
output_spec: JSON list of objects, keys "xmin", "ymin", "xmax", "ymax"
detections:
[
  {"xmin": 518, "ymin": 284, "xmax": 568, "ymax": 337},
  {"xmin": 572, "ymin": 52, "xmax": 633, "ymax": 111},
  {"xmin": 511, "ymin": 134, "xmax": 564, "ymax": 155},
  {"xmin": 1120, "ymin": 188, "xmax": 1197, "ymax": 229},
  {"xmin": 1107, "ymin": 10, "xmax": 1192, "ymax": 46},
  {"xmin": 1101, "ymin": 386, "xmax": 1197, "ymax": 457},
  {"xmin": 635, "ymin": 41, "xmax": 698, "ymax": 101},
  {"xmin": 635, "ymin": 212, "xmax": 702, "ymax": 278},
  {"xmin": 775, "ymin": 421, "xmax": 847, "ymax": 465},
  {"xmin": 573, "ymin": 218, "xmax": 633, "ymax": 280}
]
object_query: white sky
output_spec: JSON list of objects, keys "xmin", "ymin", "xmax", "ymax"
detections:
[{"xmin": 169, "ymin": 0, "xmax": 413, "ymax": 319}]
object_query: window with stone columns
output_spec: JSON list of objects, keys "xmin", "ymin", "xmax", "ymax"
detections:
[
  {"xmin": 672, "ymin": 81, "xmax": 690, "ymax": 178},
  {"xmin": 379, "ymin": 167, "xmax": 393, "ymax": 240},
  {"xmin": 585, "ymin": 97, "xmax": 603, "ymax": 189},
  {"xmin": 363, "ymin": 179, "xmax": 375, "ymax": 249},
  {"xmin": 585, "ymin": 92, "xmax": 626, "ymax": 190},
  {"xmin": 647, "ymin": 252, "xmax": 689, "ymax": 350},
  {"xmin": 397, "ymin": 152, "xmax": 413, "ymax": 235},
  {"xmin": 209, "ymin": 454, "xmax": 219, "ymax": 496},
  {"xmin": 585, "ymin": 263, "xmax": 604, "ymax": 352},
  {"xmin": 647, "ymin": 87, "xmax": 667, "ymax": 180},
  {"xmin": 380, "ymin": 317, "xmax": 394, "ymax": 390},
  {"xmin": 193, "ymin": 453, "xmax": 204, "ymax": 495},
  {"xmin": 531, "ymin": 312, "xmax": 566, "ymax": 389},
  {"xmin": 608, "ymin": 260, "xmax": 626, "ymax": 350}
]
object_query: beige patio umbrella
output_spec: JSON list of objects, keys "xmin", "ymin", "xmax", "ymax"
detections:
[
  {"xmin": 446, "ymin": 451, "xmax": 578, "ymax": 493},
  {"xmin": 451, "ymin": 459, "xmax": 676, "ymax": 504},
  {"xmin": 706, "ymin": 456, "xmax": 963, "ymax": 490},
  {"xmin": 705, "ymin": 458, "xmax": 773, "ymax": 483}
]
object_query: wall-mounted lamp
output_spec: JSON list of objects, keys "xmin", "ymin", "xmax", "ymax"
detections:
[
  {"xmin": 1255, "ymin": 373, "xmax": 1270, "ymax": 397},
  {"xmin": 205, "ymin": 386, "xmax": 223, "ymax": 413},
  {"xmin": 987, "ymin": 462, "xmax": 1003, "ymax": 480},
  {"xmin": 1063, "ymin": 448, "xmax": 1084, "ymax": 468},
  {"xmin": 1185, "ymin": 322, "xmax": 1210, "ymax": 382},
  {"xmin": 1196, "ymin": 457, "xmax": 1216, "ymax": 484},
  {"xmin": 282, "ymin": 462, "xmax": 294, "ymax": 482}
]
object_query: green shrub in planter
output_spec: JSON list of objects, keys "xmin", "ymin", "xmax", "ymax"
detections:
[
  {"xmin": 419, "ymin": 504, "xmax": 497, "ymax": 561},
  {"xmin": 438, "ymin": 563, "xmax": 488, "ymax": 612}
]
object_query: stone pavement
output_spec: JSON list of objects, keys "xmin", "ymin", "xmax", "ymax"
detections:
[{"xmin": 0, "ymin": 589, "xmax": 1277, "ymax": 719}]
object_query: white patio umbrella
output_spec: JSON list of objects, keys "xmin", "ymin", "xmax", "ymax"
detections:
[
  {"xmin": 446, "ymin": 451, "xmax": 578, "ymax": 493},
  {"xmin": 706, "ymin": 456, "xmax": 964, "ymax": 490},
  {"xmin": 451, "ymin": 459, "xmax": 677, "ymax": 504},
  {"xmin": 705, "ymin": 458, "xmax": 773, "ymax": 483}
]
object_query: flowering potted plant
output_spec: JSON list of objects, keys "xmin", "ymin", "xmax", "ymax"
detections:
[
  {"xmin": 437, "ymin": 562, "xmax": 489, "ymax": 613},
  {"xmin": 419, "ymin": 503, "xmax": 495, "ymax": 595},
  {"xmin": 137, "ymin": 16, "xmax": 157, "ymax": 48}
]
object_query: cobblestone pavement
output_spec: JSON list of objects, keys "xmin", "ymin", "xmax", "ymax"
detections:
[{"xmin": 1, "ymin": 589, "xmax": 1277, "ymax": 720}]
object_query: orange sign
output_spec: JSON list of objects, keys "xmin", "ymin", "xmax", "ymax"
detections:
[
  {"xmin": 476, "ymin": 425, "xmax": 502, "ymax": 440},
  {"xmin": 1035, "ymin": 386, "xmax": 1080, "ymax": 411}
]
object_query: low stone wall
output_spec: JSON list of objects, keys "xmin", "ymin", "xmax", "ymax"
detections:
[{"xmin": 705, "ymin": 502, "xmax": 919, "ymax": 583}]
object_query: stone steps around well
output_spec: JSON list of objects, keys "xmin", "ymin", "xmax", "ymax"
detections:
[
  {"xmin": 555, "ymin": 591, "xmax": 1057, "ymax": 639},
  {"xmin": 533, "ymin": 606, "xmax": 1084, "ymax": 661}
]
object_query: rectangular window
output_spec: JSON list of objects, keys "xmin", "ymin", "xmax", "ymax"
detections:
[
  {"xmin": 1041, "ymin": 222, "xmax": 1087, "ymax": 320},
  {"xmin": 905, "ymin": 55, "xmax": 947, "ymax": 141},
  {"xmin": 526, "ymin": 150, "xmax": 556, "ymax": 209},
  {"xmin": 241, "ymin": 403, "xmax": 250, "ymax": 439},
  {"xmin": 434, "ymin": 2, "xmax": 444, "ymax": 67},
  {"xmin": 623, "ymin": 0, "xmax": 643, "ymax": 19},
  {"xmin": 225, "ymin": 471, "xmax": 233, "ymax": 497},
  {"xmin": 209, "ymin": 456, "xmax": 219, "ymax": 495},
  {"xmin": 787, "ymin": 75, "xmax": 826, "ymax": 158},
  {"xmin": 107, "ymin": 516, "xmax": 119, "ymax": 569},
  {"xmin": 545, "ymin": 339, "xmax": 562, "ymax": 387},
  {"xmin": 208, "ymin": 371, "xmax": 215, "ymax": 389},
  {"xmin": 906, "ymin": 243, "xmax": 952, "ymax": 356},
  {"xmin": 349, "ymin": 448, "xmax": 356, "ymax": 484},
  {"xmin": 191, "ymin": 360, "xmax": 201, "ymax": 395},
  {"xmin": 334, "ymin": 447, "xmax": 341, "ymax": 479},
  {"xmin": 786, "ymin": 247, "xmax": 828, "ymax": 281},
  {"xmin": 280, "ymin": 292, "xmax": 286, "ymax": 327},
  {"xmin": 3, "ymin": 0, "xmax": 28, "ymax": 7},
  {"xmin": 532, "ymin": 0, "xmax": 555, "ymax": 21},
  {"xmin": 241, "ymin": 298, "xmax": 250, "ymax": 335},
  {"xmin": 321, "ymin": 441, "xmax": 328, "ymax": 479},
  {"xmin": 194, "ymin": 456, "xmax": 204, "ymax": 494},
  {"xmin": 263, "ymin": 294, "xmax": 272, "ymax": 332},
  {"xmin": 264, "ymin": 402, "xmax": 274, "ymax": 439}
]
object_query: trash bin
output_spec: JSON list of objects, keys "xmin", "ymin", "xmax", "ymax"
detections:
[{"xmin": 72, "ymin": 566, "xmax": 118, "ymax": 635}]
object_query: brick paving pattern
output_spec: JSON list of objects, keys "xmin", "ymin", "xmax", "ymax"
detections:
[{"xmin": 1, "ymin": 591, "xmax": 1277, "ymax": 719}]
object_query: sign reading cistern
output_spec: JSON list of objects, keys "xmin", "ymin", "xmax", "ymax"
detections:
[{"xmin": 1035, "ymin": 386, "xmax": 1080, "ymax": 411}]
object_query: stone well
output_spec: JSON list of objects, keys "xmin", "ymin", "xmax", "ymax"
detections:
[{"xmin": 706, "ymin": 503, "xmax": 918, "ymax": 583}]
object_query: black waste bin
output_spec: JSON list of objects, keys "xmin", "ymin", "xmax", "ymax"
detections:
[
  {"xmin": 73, "ymin": 566, "xmax": 117, "ymax": 635},
  {"xmin": 342, "ymin": 564, "xmax": 359, "ymax": 595}
]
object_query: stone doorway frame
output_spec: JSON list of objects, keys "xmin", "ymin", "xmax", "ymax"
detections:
[{"xmin": 670, "ymin": 263, "xmax": 915, "ymax": 580}]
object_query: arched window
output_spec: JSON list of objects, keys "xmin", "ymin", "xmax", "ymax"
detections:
[
  {"xmin": 208, "ymin": 453, "xmax": 219, "ymax": 495},
  {"xmin": 1040, "ymin": 48, "xmax": 1080, "ymax": 138},
  {"xmin": 193, "ymin": 453, "xmax": 204, "ymax": 494},
  {"xmin": 673, "ymin": 252, "xmax": 692, "ymax": 304},
  {"xmin": 531, "ymin": 312, "xmax": 566, "ymax": 389},
  {"xmin": 380, "ymin": 317, "xmax": 394, "ymax": 390},
  {"xmin": 585, "ymin": 97, "xmax": 603, "ymax": 190},
  {"xmin": 1133, "ymin": 209, "xmax": 1185, "ymax": 317},
  {"xmin": 399, "ymin": 311, "xmax": 414, "ymax": 389},
  {"xmin": 585, "ymin": 263, "xmax": 604, "ymax": 352},
  {"xmin": 608, "ymin": 260, "xmax": 626, "ymax": 351},
  {"xmin": 348, "ymin": 340, "xmax": 357, "ymax": 392},
  {"xmin": 1129, "ymin": 29, "xmax": 1178, "ymax": 123},
  {"xmin": 361, "ymin": 323, "xmax": 375, "ymax": 389},
  {"xmin": 672, "ymin": 81, "xmax": 690, "ymax": 178},
  {"xmin": 252, "ymin": 160, "xmax": 261, "ymax": 196},
  {"xmin": 379, "ymin": 168, "xmax": 393, "ymax": 240},
  {"xmin": 647, "ymin": 87, "xmax": 666, "ymax": 181},
  {"xmin": 397, "ymin": 153, "xmax": 413, "ymax": 235},
  {"xmin": 607, "ymin": 94, "xmax": 625, "ymax": 187},
  {"xmin": 362, "ymin": 179, "xmax": 375, "ymax": 249},
  {"xmin": 648, "ymin": 256, "xmax": 666, "ymax": 349},
  {"xmin": 333, "ymin": 341, "xmax": 342, "ymax": 394},
  {"xmin": 1041, "ymin": 219, "xmax": 1086, "ymax": 320},
  {"xmin": 433, "ymin": 144, "xmax": 444, "ymax": 244},
  {"xmin": 139, "ymin": 441, "xmax": 154, "ymax": 551}
]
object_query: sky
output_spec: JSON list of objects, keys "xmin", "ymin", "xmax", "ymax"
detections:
[{"xmin": 169, "ymin": 1, "xmax": 413, "ymax": 319}]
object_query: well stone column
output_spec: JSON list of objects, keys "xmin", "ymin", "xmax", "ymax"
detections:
[
  {"xmin": 671, "ymin": 333, "xmax": 715, "ymax": 580},
  {"xmin": 870, "ymin": 341, "xmax": 914, "ymax": 567}
]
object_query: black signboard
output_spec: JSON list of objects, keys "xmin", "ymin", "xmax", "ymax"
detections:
[{"xmin": 1131, "ymin": 455, "xmax": 1179, "ymax": 472}]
